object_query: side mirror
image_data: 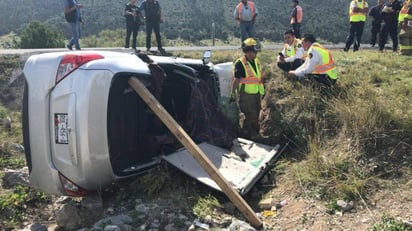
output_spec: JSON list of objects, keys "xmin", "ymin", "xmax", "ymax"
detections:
[{"xmin": 202, "ymin": 50, "xmax": 212, "ymax": 65}]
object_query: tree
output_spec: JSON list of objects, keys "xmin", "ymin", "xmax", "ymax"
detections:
[{"xmin": 19, "ymin": 21, "xmax": 64, "ymax": 49}]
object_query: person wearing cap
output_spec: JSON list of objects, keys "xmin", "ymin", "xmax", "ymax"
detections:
[
  {"xmin": 290, "ymin": 0, "xmax": 303, "ymax": 39},
  {"xmin": 277, "ymin": 30, "xmax": 305, "ymax": 72},
  {"xmin": 231, "ymin": 38, "xmax": 264, "ymax": 138},
  {"xmin": 343, "ymin": 0, "xmax": 369, "ymax": 52},
  {"xmin": 234, "ymin": 0, "xmax": 258, "ymax": 44},
  {"xmin": 288, "ymin": 34, "xmax": 338, "ymax": 86}
]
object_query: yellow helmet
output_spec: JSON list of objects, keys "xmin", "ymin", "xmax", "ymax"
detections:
[{"xmin": 242, "ymin": 38, "xmax": 258, "ymax": 53}]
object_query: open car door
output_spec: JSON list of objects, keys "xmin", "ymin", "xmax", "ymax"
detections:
[{"xmin": 162, "ymin": 138, "xmax": 281, "ymax": 195}]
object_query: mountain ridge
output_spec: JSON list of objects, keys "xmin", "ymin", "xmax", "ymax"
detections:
[{"xmin": 0, "ymin": 0, "xmax": 374, "ymax": 44}]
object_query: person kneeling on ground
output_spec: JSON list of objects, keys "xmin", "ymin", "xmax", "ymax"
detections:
[
  {"xmin": 288, "ymin": 34, "xmax": 338, "ymax": 86},
  {"xmin": 277, "ymin": 30, "xmax": 305, "ymax": 72}
]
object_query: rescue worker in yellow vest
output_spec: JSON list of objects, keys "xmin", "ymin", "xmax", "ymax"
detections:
[
  {"xmin": 231, "ymin": 38, "xmax": 264, "ymax": 138},
  {"xmin": 234, "ymin": 0, "xmax": 258, "ymax": 44},
  {"xmin": 398, "ymin": 0, "xmax": 411, "ymax": 24},
  {"xmin": 399, "ymin": 0, "xmax": 412, "ymax": 55},
  {"xmin": 277, "ymin": 30, "xmax": 305, "ymax": 72},
  {"xmin": 344, "ymin": 0, "xmax": 369, "ymax": 52},
  {"xmin": 288, "ymin": 34, "xmax": 338, "ymax": 86}
]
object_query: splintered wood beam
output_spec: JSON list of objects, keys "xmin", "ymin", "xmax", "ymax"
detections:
[{"xmin": 128, "ymin": 77, "xmax": 262, "ymax": 228}]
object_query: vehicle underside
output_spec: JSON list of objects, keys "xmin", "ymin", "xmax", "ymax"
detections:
[{"xmin": 107, "ymin": 54, "xmax": 236, "ymax": 176}]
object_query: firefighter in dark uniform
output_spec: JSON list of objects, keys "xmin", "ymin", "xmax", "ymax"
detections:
[
  {"xmin": 368, "ymin": 0, "xmax": 384, "ymax": 47},
  {"xmin": 379, "ymin": 0, "xmax": 403, "ymax": 52},
  {"xmin": 231, "ymin": 38, "xmax": 264, "ymax": 139}
]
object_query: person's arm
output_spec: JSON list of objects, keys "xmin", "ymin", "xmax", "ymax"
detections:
[
  {"xmin": 296, "ymin": 6, "xmax": 303, "ymax": 23},
  {"xmin": 277, "ymin": 48, "xmax": 286, "ymax": 62},
  {"xmin": 231, "ymin": 61, "xmax": 244, "ymax": 95},
  {"xmin": 293, "ymin": 50, "xmax": 320, "ymax": 77},
  {"xmin": 232, "ymin": 78, "xmax": 241, "ymax": 96},
  {"xmin": 64, "ymin": 1, "xmax": 82, "ymax": 14},
  {"xmin": 285, "ymin": 47, "xmax": 304, "ymax": 63},
  {"xmin": 124, "ymin": 4, "xmax": 132, "ymax": 17},
  {"xmin": 352, "ymin": 1, "xmax": 362, "ymax": 13},
  {"xmin": 253, "ymin": 3, "xmax": 258, "ymax": 22},
  {"xmin": 234, "ymin": 5, "xmax": 239, "ymax": 20},
  {"xmin": 368, "ymin": 6, "xmax": 375, "ymax": 17},
  {"xmin": 158, "ymin": 3, "xmax": 163, "ymax": 22},
  {"xmin": 362, "ymin": 2, "xmax": 369, "ymax": 13},
  {"xmin": 139, "ymin": 2, "xmax": 145, "ymax": 15}
]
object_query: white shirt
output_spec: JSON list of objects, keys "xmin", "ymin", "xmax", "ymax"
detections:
[
  {"xmin": 294, "ymin": 45, "xmax": 322, "ymax": 79},
  {"xmin": 277, "ymin": 44, "xmax": 305, "ymax": 63}
]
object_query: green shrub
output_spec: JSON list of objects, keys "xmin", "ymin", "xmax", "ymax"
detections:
[{"xmin": 19, "ymin": 21, "xmax": 65, "ymax": 48}]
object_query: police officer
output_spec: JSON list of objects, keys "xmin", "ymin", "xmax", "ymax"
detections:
[
  {"xmin": 288, "ymin": 34, "xmax": 338, "ymax": 86},
  {"xmin": 234, "ymin": 0, "xmax": 258, "ymax": 44},
  {"xmin": 277, "ymin": 30, "xmax": 305, "ymax": 72},
  {"xmin": 231, "ymin": 38, "xmax": 264, "ymax": 138}
]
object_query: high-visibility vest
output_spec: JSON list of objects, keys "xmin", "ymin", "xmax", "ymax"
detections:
[
  {"xmin": 285, "ymin": 39, "xmax": 301, "ymax": 57},
  {"xmin": 290, "ymin": 5, "xmax": 303, "ymax": 24},
  {"xmin": 236, "ymin": 1, "xmax": 256, "ymax": 21},
  {"xmin": 309, "ymin": 43, "xmax": 338, "ymax": 80},
  {"xmin": 236, "ymin": 56, "xmax": 264, "ymax": 95},
  {"xmin": 349, "ymin": 0, "xmax": 367, "ymax": 22},
  {"xmin": 399, "ymin": 1, "xmax": 412, "ymax": 23}
]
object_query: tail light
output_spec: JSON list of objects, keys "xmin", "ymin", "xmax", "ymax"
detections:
[
  {"xmin": 59, "ymin": 173, "xmax": 91, "ymax": 197},
  {"xmin": 56, "ymin": 53, "xmax": 104, "ymax": 84}
]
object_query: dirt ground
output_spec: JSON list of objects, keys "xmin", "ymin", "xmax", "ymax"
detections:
[{"xmin": 260, "ymin": 171, "xmax": 412, "ymax": 230}]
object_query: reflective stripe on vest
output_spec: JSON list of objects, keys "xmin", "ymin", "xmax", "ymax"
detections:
[
  {"xmin": 400, "ymin": 45, "xmax": 412, "ymax": 50},
  {"xmin": 349, "ymin": 0, "xmax": 367, "ymax": 22},
  {"xmin": 237, "ymin": 56, "xmax": 264, "ymax": 95},
  {"xmin": 237, "ymin": 1, "xmax": 255, "ymax": 21},
  {"xmin": 310, "ymin": 43, "xmax": 338, "ymax": 80}
]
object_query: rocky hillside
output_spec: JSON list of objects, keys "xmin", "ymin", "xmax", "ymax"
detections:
[{"xmin": 0, "ymin": 0, "xmax": 369, "ymax": 43}]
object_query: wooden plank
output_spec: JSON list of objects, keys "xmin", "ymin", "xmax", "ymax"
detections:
[{"xmin": 128, "ymin": 77, "xmax": 263, "ymax": 228}]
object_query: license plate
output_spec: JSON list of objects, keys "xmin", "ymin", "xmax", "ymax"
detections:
[{"xmin": 55, "ymin": 113, "xmax": 69, "ymax": 144}]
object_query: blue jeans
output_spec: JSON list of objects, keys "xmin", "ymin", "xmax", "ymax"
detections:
[
  {"xmin": 68, "ymin": 21, "xmax": 81, "ymax": 50},
  {"xmin": 239, "ymin": 21, "xmax": 255, "ymax": 43}
]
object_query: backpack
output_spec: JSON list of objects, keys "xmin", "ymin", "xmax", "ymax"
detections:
[{"xmin": 64, "ymin": 0, "xmax": 76, "ymax": 23}]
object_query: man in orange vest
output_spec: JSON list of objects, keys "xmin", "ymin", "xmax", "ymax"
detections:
[
  {"xmin": 290, "ymin": 0, "xmax": 303, "ymax": 39},
  {"xmin": 234, "ymin": 0, "xmax": 258, "ymax": 44},
  {"xmin": 344, "ymin": 0, "xmax": 369, "ymax": 52},
  {"xmin": 231, "ymin": 38, "xmax": 264, "ymax": 139}
]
